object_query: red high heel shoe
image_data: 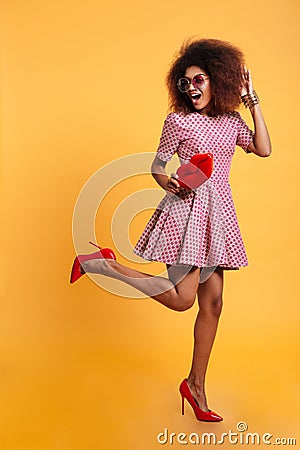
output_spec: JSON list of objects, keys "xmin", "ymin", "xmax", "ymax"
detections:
[
  {"xmin": 70, "ymin": 241, "xmax": 116, "ymax": 284},
  {"xmin": 179, "ymin": 379, "xmax": 223, "ymax": 422}
]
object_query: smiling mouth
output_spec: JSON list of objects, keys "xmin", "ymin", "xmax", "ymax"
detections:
[{"xmin": 190, "ymin": 93, "xmax": 201, "ymax": 101}]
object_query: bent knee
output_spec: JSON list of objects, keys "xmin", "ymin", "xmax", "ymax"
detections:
[{"xmin": 176, "ymin": 297, "xmax": 196, "ymax": 312}]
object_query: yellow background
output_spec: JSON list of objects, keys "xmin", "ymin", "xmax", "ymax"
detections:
[{"xmin": 1, "ymin": 0, "xmax": 299, "ymax": 449}]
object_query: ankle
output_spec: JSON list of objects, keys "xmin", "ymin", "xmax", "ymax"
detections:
[
  {"xmin": 81, "ymin": 258, "xmax": 110, "ymax": 275},
  {"xmin": 187, "ymin": 375, "xmax": 205, "ymax": 393}
]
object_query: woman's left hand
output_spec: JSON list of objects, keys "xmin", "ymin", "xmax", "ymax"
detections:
[{"xmin": 241, "ymin": 65, "xmax": 253, "ymax": 96}]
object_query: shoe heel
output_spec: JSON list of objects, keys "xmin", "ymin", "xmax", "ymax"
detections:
[
  {"xmin": 181, "ymin": 395, "xmax": 185, "ymax": 415},
  {"xmin": 89, "ymin": 241, "xmax": 101, "ymax": 249}
]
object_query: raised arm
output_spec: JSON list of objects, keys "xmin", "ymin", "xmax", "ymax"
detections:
[{"xmin": 241, "ymin": 67, "xmax": 272, "ymax": 157}]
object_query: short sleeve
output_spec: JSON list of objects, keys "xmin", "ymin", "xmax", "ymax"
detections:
[
  {"xmin": 156, "ymin": 113, "xmax": 180, "ymax": 162},
  {"xmin": 236, "ymin": 112, "xmax": 254, "ymax": 154}
]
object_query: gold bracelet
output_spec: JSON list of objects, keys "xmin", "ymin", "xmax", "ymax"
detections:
[{"xmin": 241, "ymin": 90, "xmax": 260, "ymax": 108}]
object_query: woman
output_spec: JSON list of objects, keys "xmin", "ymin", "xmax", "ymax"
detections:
[{"xmin": 70, "ymin": 38, "xmax": 271, "ymax": 422}]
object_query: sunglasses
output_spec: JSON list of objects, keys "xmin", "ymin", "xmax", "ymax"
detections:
[{"xmin": 177, "ymin": 74, "xmax": 210, "ymax": 93}]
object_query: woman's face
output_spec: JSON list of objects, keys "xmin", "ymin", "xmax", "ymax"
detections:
[{"xmin": 184, "ymin": 66, "xmax": 212, "ymax": 115}]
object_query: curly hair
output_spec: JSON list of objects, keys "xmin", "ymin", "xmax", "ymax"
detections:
[{"xmin": 166, "ymin": 38, "xmax": 245, "ymax": 117}]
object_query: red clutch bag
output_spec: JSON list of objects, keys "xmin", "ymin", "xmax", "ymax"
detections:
[{"xmin": 173, "ymin": 153, "xmax": 214, "ymax": 190}]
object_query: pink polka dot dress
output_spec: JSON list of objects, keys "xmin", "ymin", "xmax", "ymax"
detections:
[{"xmin": 133, "ymin": 111, "xmax": 254, "ymax": 270}]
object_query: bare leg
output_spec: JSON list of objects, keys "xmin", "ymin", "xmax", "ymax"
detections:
[
  {"xmin": 186, "ymin": 268, "xmax": 224, "ymax": 411},
  {"xmin": 81, "ymin": 259, "xmax": 200, "ymax": 312}
]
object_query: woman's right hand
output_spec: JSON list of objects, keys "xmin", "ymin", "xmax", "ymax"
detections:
[{"xmin": 165, "ymin": 174, "xmax": 180, "ymax": 194}]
